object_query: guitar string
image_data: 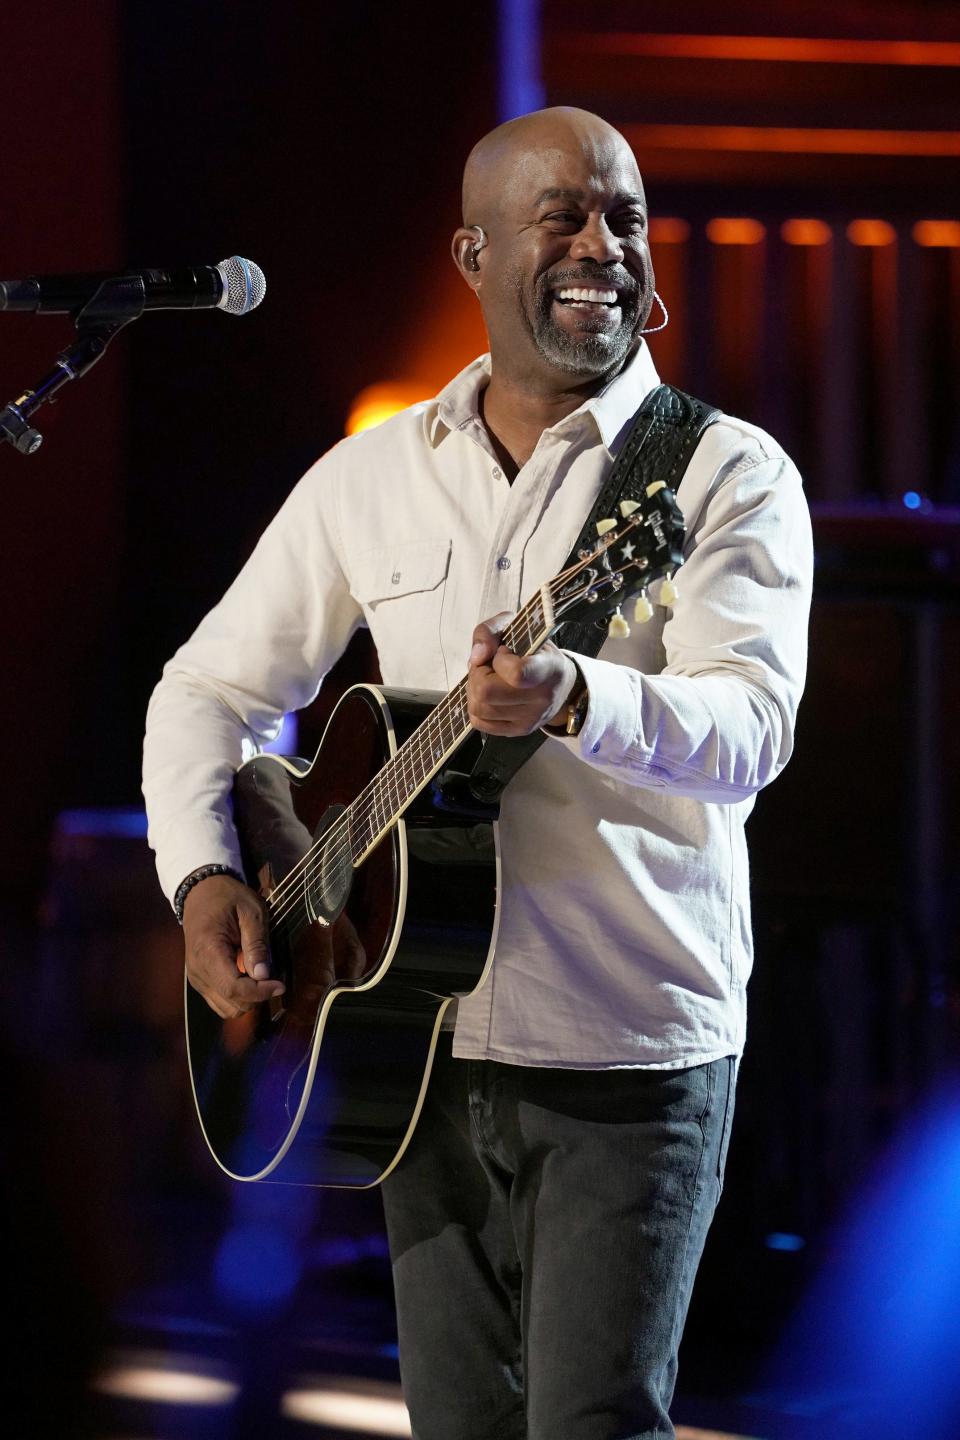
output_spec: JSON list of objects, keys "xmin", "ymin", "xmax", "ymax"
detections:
[
  {"xmin": 263, "ymin": 533, "xmax": 649, "ymax": 936},
  {"xmin": 263, "ymin": 609, "xmax": 549, "ymax": 937},
  {"xmin": 263, "ymin": 518, "xmax": 655, "ymax": 933},
  {"xmin": 262, "ymin": 607, "xmax": 530, "ymax": 914},
  {"xmin": 266, "ymin": 619, "xmax": 537, "ymax": 936},
  {"xmin": 265, "ymin": 674, "xmax": 493, "ymax": 931},
  {"xmin": 266, "ymin": 623, "xmax": 535, "ymax": 938},
  {"xmin": 264, "ymin": 528, "xmax": 657, "ymax": 938},
  {"xmin": 259, "ymin": 551, "xmax": 591, "ymax": 923},
  {"xmin": 260, "ymin": 547, "xmax": 596, "ymax": 934}
]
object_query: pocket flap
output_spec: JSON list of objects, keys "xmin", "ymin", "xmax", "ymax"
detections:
[{"xmin": 352, "ymin": 538, "xmax": 452, "ymax": 605}]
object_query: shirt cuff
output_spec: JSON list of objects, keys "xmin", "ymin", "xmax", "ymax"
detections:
[
  {"xmin": 150, "ymin": 813, "xmax": 246, "ymax": 909},
  {"xmin": 541, "ymin": 649, "xmax": 639, "ymax": 763}
]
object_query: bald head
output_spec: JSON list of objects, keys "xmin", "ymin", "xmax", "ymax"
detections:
[
  {"xmin": 452, "ymin": 106, "xmax": 654, "ymax": 388},
  {"xmin": 461, "ymin": 107, "xmax": 639, "ymax": 227}
]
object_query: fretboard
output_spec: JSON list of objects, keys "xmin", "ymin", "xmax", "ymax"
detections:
[{"xmin": 348, "ymin": 585, "xmax": 555, "ymax": 864}]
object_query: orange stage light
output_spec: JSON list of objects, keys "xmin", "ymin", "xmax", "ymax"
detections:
[
  {"xmin": 912, "ymin": 220, "xmax": 960, "ymax": 247},
  {"xmin": 564, "ymin": 33, "xmax": 960, "ymax": 68},
  {"xmin": 706, "ymin": 218, "xmax": 766, "ymax": 246},
  {"xmin": 649, "ymin": 218, "xmax": 691, "ymax": 244},
  {"xmin": 624, "ymin": 125, "xmax": 960, "ymax": 157},
  {"xmin": 847, "ymin": 220, "xmax": 897, "ymax": 247},
  {"xmin": 781, "ymin": 219, "xmax": 832, "ymax": 247},
  {"xmin": 346, "ymin": 382, "xmax": 432, "ymax": 436}
]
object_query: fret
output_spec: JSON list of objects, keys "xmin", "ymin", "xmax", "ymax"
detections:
[
  {"xmin": 522, "ymin": 607, "xmax": 535, "ymax": 655},
  {"xmin": 261, "ymin": 508, "xmax": 685, "ymax": 949},
  {"xmin": 344, "ymin": 581, "xmax": 563, "ymax": 863},
  {"xmin": 369, "ymin": 778, "xmax": 383, "ymax": 842},
  {"xmin": 375, "ymin": 777, "xmax": 390, "ymax": 840},
  {"xmin": 361, "ymin": 781, "xmax": 380, "ymax": 854},
  {"xmin": 347, "ymin": 788, "xmax": 367, "ymax": 863}
]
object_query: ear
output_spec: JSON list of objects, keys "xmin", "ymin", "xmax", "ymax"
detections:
[{"xmin": 451, "ymin": 226, "xmax": 484, "ymax": 291}]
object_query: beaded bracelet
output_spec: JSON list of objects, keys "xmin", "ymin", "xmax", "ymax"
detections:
[{"xmin": 174, "ymin": 863, "xmax": 245, "ymax": 925}]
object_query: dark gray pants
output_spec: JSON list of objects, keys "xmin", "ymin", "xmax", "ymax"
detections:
[{"xmin": 381, "ymin": 1034, "xmax": 735, "ymax": 1440}]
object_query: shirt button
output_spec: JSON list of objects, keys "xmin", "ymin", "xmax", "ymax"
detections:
[
  {"xmin": 492, "ymin": 466, "xmax": 502, "ymax": 479},
  {"xmin": 591, "ymin": 741, "xmax": 601, "ymax": 754},
  {"xmin": 496, "ymin": 556, "xmax": 511, "ymax": 571}
]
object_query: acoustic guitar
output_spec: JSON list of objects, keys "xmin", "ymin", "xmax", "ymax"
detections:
[{"xmin": 186, "ymin": 485, "xmax": 684, "ymax": 1186}]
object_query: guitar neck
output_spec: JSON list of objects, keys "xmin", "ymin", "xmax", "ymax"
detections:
[{"xmin": 348, "ymin": 586, "xmax": 556, "ymax": 865}]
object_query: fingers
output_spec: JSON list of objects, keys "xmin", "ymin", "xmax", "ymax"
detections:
[
  {"xmin": 469, "ymin": 612, "xmax": 512, "ymax": 668},
  {"xmin": 466, "ymin": 635, "xmax": 578, "ymax": 735},
  {"xmin": 182, "ymin": 873, "xmax": 284, "ymax": 1018},
  {"xmin": 237, "ymin": 895, "xmax": 273, "ymax": 981},
  {"xmin": 187, "ymin": 946, "xmax": 282, "ymax": 1020}
]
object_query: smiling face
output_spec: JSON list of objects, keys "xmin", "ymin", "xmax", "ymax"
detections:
[{"xmin": 455, "ymin": 110, "xmax": 655, "ymax": 389}]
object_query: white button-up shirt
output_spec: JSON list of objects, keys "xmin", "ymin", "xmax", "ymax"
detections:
[{"xmin": 143, "ymin": 343, "xmax": 812, "ymax": 1069}]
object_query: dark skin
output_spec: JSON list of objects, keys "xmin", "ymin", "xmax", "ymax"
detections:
[
  {"xmin": 456, "ymin": 108, "xmax": 654, "ymax": 739},
  {"xmin": 185, "ymin": 107, "xmax": 655, "ymax": 1015}
]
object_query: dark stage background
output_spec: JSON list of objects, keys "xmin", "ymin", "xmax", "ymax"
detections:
[{"xmin": 3, "ymin": 3, "xmax": 959, "ymax": 1438}]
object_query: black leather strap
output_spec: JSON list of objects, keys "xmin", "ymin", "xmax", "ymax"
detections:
[{"xmin": 467, "ymin": 384, "xmax": 721, "ymax": 804}]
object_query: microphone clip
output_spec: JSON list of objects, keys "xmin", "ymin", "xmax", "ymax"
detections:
[{"xmin": 73, "ymin": 273, "xmax": 148, "ymax": 327}]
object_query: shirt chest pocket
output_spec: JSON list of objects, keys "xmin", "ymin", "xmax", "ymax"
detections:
[{"xmin": 351, "ymin": 538, "xmax": 452, "ymax": 687}]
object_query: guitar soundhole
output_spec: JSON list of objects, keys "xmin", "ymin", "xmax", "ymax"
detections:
[{"xmin": 305, "ymin": 803, "xmax": 354, "ymax": 927}]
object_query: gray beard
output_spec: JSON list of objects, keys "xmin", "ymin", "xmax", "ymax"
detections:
[
  {"xmin": 533, "ymin": 319, "xmax": 636, "ymax": 375},
  {"xmin": 527, "ymin": 289, "xmax": 643, "ymax": 377}
]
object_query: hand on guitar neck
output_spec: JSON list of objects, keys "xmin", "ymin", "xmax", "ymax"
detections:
[{"xmin": 467, "ymin": 611, "xmax": 583, "ymax": 736}]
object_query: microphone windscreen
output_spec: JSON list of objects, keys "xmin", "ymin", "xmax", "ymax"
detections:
[{"xmin": 216, "ymin": 257, "xmax": 267, "ymax": 315}]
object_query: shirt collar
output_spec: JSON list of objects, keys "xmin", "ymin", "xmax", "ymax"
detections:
[
  {"xmin": 422, "ymin": 343, "xmax": 661, "ymax": 454},
  {"xmin": 424, "ymin": 355, "xmax": 491, "ymax": 445}
]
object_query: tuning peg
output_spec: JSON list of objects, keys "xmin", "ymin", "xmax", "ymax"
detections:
[
  {"xmin": 660, "ymin": 575, "xmax": 679, "ymax": 606},
  {"xmin": 618, "ymin": 499, "xmax": 641, "ymax": 517},
  {"xmin": 608, "ymin": 607, "xmax": 630, "ymax": 639},
  {"xmin": 633, "ymin": 592, "xmax": 654, "ymax": 624},
  {"xmin": 595, "ymin": 518, "xmax": 617, "ymax": 536}
]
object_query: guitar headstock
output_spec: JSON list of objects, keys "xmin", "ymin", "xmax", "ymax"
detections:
[{"xmin": 545, "ymin": 480, "xmax": 686, "ymax": 638}]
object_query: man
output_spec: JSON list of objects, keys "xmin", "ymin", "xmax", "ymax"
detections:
[{"xmin": 143, "ymin": 107, "xmax": 812, "ymax": 1438}]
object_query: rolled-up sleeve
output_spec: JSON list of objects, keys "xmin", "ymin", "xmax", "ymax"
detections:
[
  {"xmin": 552, "ymin": 438, "xmax": 813, "ymax": 803},
  {"xmin": 142, "ymin": 448, "xmax": 363, "ymax": 903}
]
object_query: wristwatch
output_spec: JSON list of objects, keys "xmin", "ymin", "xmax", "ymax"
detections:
[
  {"xmin": 544, "ymin": 668, "xmax": 589, "ymax": 737},
  {"xmin": 563, "ymin": 678, "xmax": 590, "ymax": 736}
]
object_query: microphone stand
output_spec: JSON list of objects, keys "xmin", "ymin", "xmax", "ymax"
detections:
[{"xmin": 0, "ymin": 275, "xmax": 147, "ymax": 454}]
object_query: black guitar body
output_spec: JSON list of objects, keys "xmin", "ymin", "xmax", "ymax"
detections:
[
  {"xmin": 184, "ymin": 477, "xmax": 686, "ymax": 1187},
  {"xmin": 186, "ymin": 684, "xmax": 498, "ymax": 1187}
]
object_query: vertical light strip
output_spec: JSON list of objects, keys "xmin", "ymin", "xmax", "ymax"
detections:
[{"xmin": 498, "ymin": 0, "xmax": 545, "ymax": 121}]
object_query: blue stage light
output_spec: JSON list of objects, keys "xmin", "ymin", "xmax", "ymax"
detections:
[
  {"xmin": 902, "ymin": 491, "xmax": 922, "ymax": 509},
  {"xmin": 262, "ymin": 711, "xmax": 299, "ymax": 755},
  {"xmin": 56, "ymin": 807, "xmax": 148, "ymax": 838},
  {"xmin": 213, "ymin": 1221, "xmax": 302, "ymax": 1309},
  {"xmin": 765, "ymin": 1232, "xmax": 806, "ymax": 1251},
  {"xmin": 498, "ymin": 0, "xmax": 545, "ymax": 121},
  {"xmin": 756, "ymin": 1084, "xmax": 960, "ymax": 1437}
]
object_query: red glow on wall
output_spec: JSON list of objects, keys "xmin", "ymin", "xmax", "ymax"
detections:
[
  {"xmin": 706, "ymin": 218, "xmax": 766, "ymax": 245},
  {"xmin": 565, "ymin": 33, "xmax": 960, "ymax": 69},
  {"xmin": 847, "ymin": 220, "xmax": 897, "ymax": 247},
  {"xmin": 625, "ymin": 125, "xmax": 960, "ymax": 157},
  {"xmin": 648, "ymin": 217, "xmax": 691, "ymax": 244},
  {"xmin": 913, "ymin": 221, "xmax": 960, "ymax": 247},
  {"xmin": 782, "ymin": 219, "xmax": 833, "ymax": 247}
]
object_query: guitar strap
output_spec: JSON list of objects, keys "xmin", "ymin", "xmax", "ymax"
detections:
[{"xmin": 466, "ymin": 383, "xmax": 722, "ymax": 804}]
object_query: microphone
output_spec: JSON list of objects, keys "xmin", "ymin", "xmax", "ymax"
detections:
[{"xmin": 0, "ymin": 256, "xmax": 266, "ymax": 317}]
